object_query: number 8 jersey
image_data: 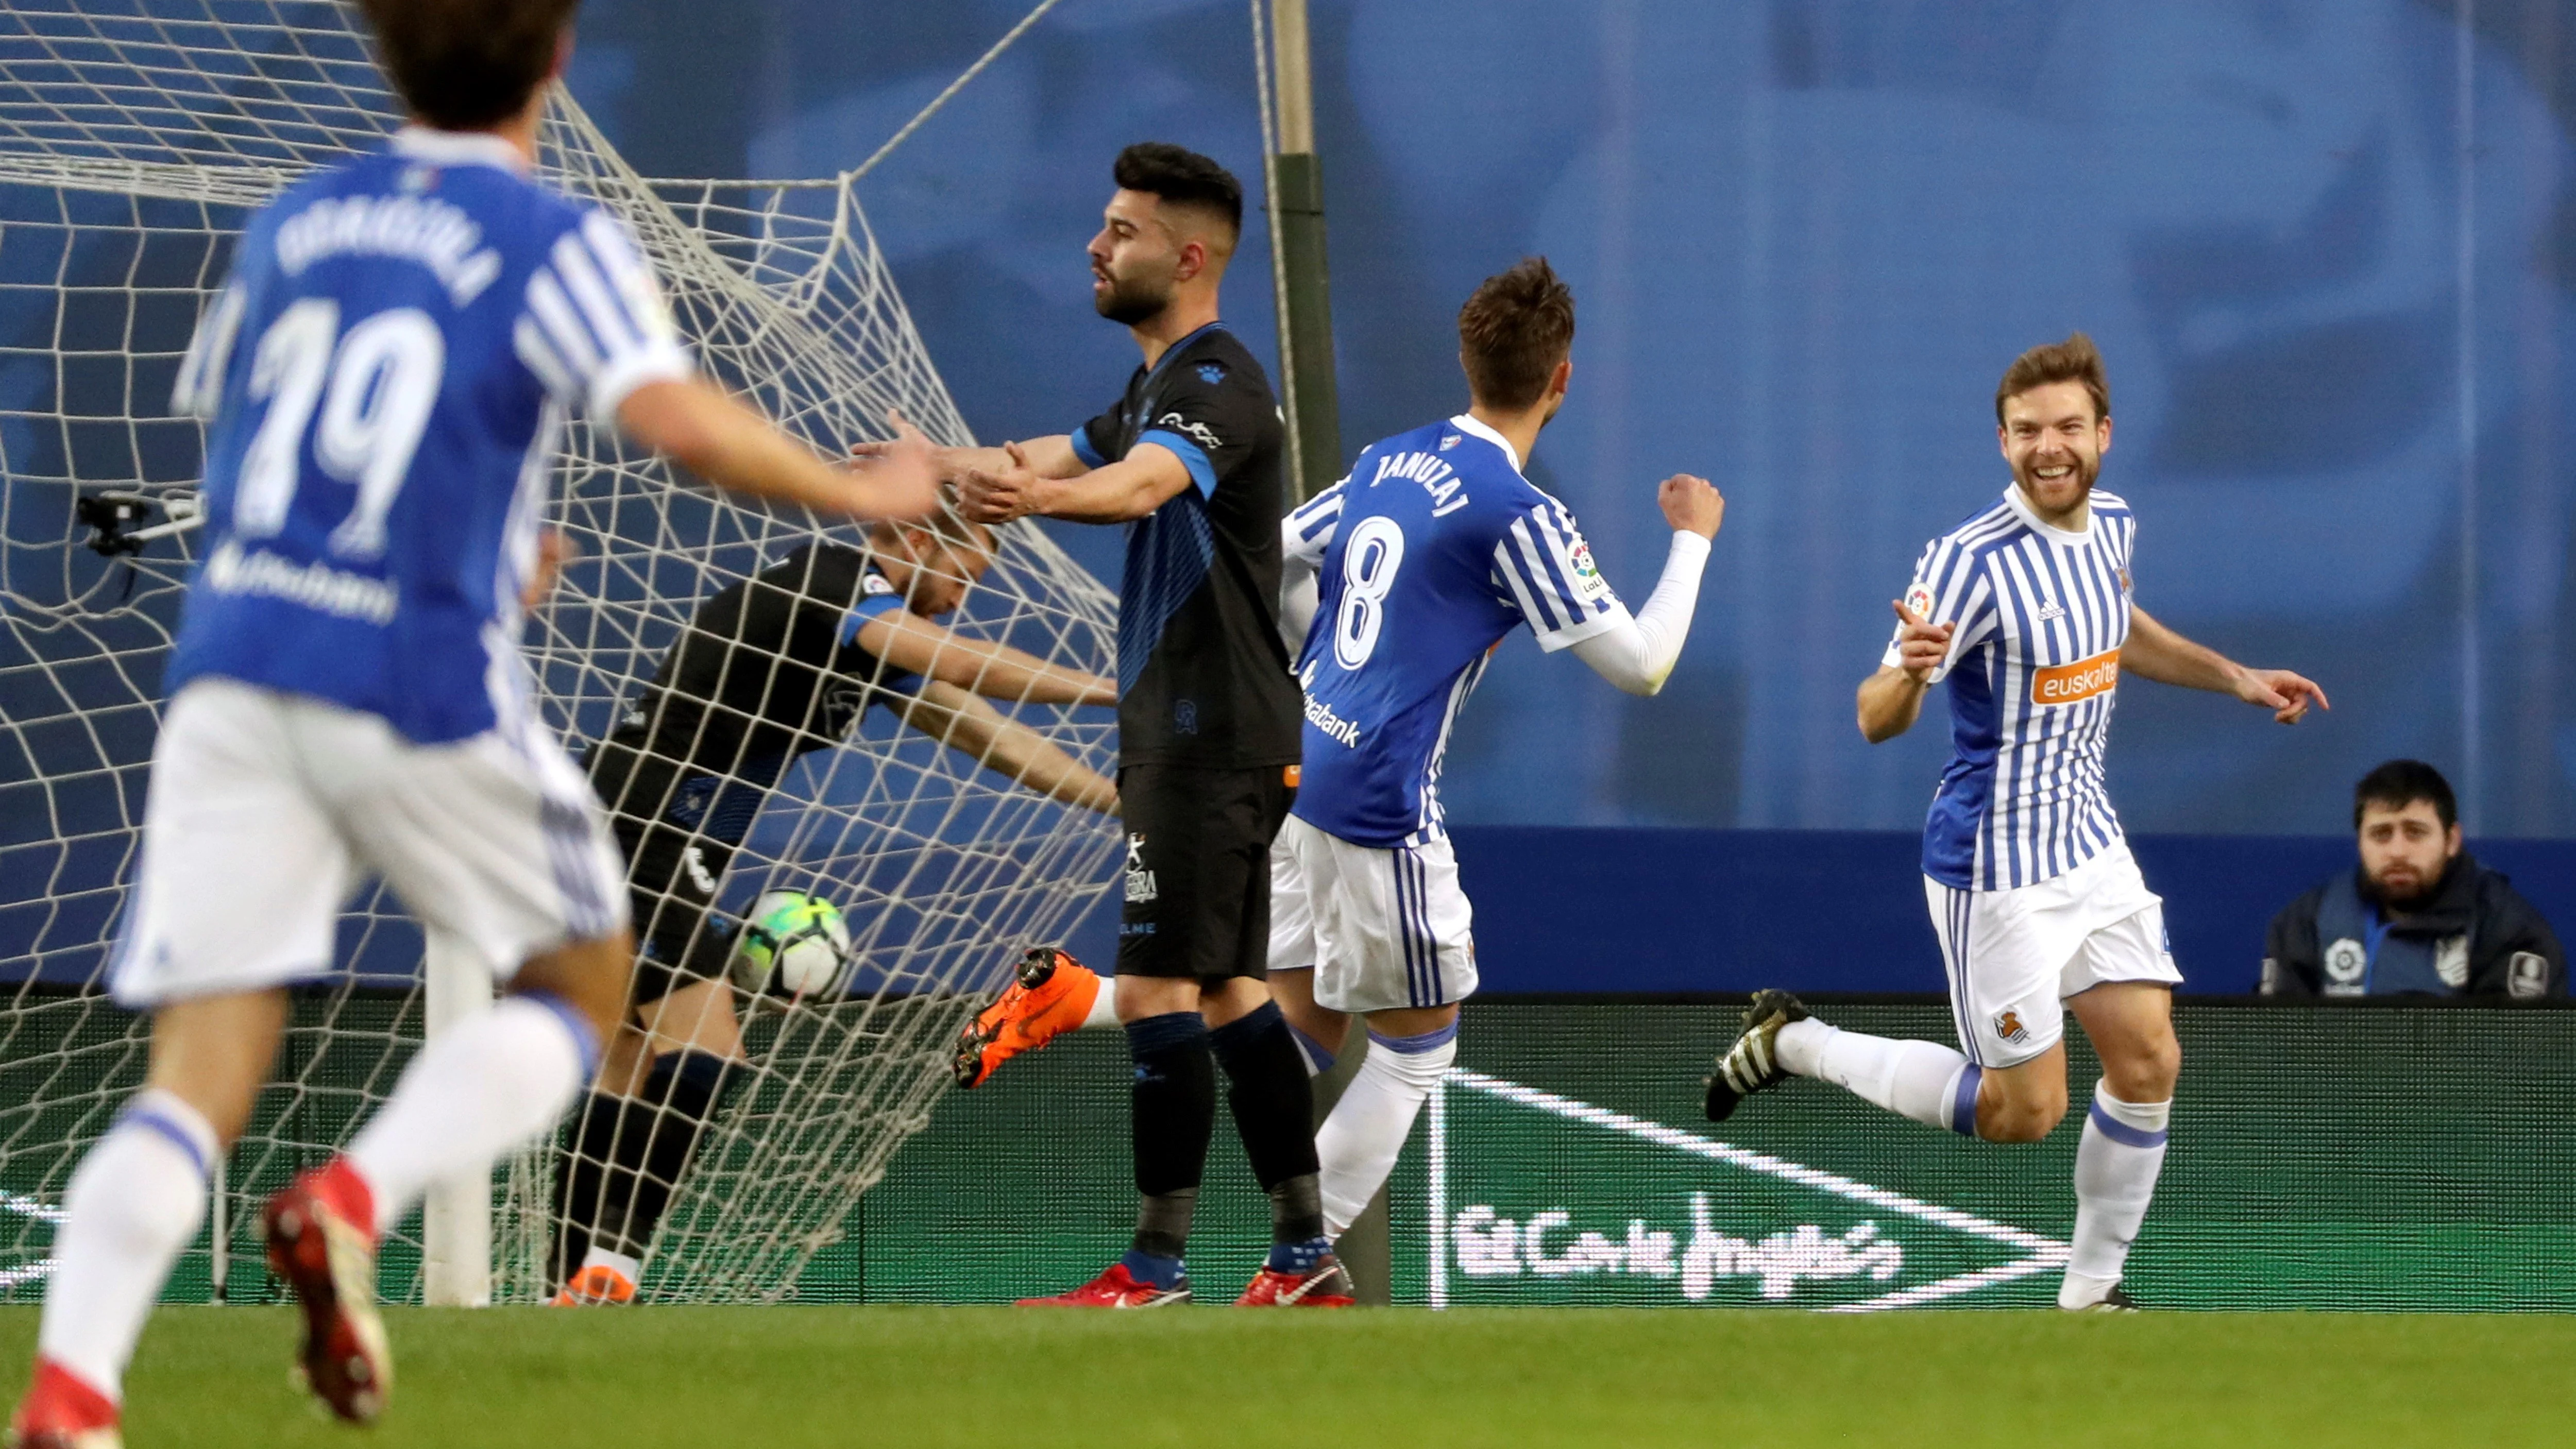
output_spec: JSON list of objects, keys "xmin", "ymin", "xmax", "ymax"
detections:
[
  {"xmin": 164, "ymin": 127, "xmax": 691, "ymax": 743},
  {"xmin": 1285, "ymin": 414, "xmax": 1630, "ymax": 848}
]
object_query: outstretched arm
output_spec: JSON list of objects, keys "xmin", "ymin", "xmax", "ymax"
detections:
[
  {"xmin": 890, "ymin": 679, "xmax": 1118, "ymax": 813},
  {"xmin": 957, "ymin": 441, "xmax": 1194, "ymax": 525},
  {"xmin": 2124, "ymin": 605, "xmax": 2328, "ymax": 724},
  {"xmin": 1565, "ymin": 475, "xmax": 1724, "ymax": 696},
  {"xmin": 854, "ymin": 422, "xmax": 1089, "ymax": 485},
  {"xmin": 619, "ymin": 383, "xmax": 939, "ymax": 523},
  {"xmin": 850, "ymin": 609, "xmax": 1116, "ymax": 707}
]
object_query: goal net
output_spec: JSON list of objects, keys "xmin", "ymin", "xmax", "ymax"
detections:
[{"xmin": 0, "ymin": 0, "xmax": 1120, "ymax": 1304}]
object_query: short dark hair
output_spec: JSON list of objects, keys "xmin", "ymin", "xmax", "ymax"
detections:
[
  {"xmin": 1457, "ymin": 257, "xmax": 1576, "ymax": 412},
  {"xmin": 358, "ymin": 0, "xmax": 580, "ymax": 131},
  {"xmin": 1112, "ymin": 143, "xmax": 1243, "ymax": 238},
  {"xmin": 1995, "ymin": 331, "xmax": 2110, "ymax": 425},
  {"xmin": 2354, "ymin": 759, "xmax": 2458, "ymax": 830}
]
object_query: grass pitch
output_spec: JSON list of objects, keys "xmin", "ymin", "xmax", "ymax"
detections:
[{"xmin": 2, "ymin": 1305, "xmax": 2564, "ymax": 1447}]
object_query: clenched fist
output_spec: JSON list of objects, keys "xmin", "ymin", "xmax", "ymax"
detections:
[{"xmin": 1658, "ymin": 474, "xmax": 1723, "ymax": 540}]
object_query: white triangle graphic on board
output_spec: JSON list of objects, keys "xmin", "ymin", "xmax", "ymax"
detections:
[{"xmin": 1428, "ymin": 1067, "xmax": 2071, "ymax": 1312}]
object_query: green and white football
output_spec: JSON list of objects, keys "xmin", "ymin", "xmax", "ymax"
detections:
[{"xmin": 729, "ymin": 889, "xmax": 852, "ymax": 998}]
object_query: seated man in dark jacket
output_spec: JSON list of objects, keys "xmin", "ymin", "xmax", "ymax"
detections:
[{"xmin": 2264, "ymin": 760, "xmax": 2563, "ymax": 999}]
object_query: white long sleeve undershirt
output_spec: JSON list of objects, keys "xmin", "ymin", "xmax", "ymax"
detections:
[{"xmin": 1565, "ymin": 530, "xmax": 1711, "ymax": 695}]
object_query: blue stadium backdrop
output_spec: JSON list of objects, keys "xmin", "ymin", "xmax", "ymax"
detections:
[{"xmin": 8, "ymin": 0, "xmax": 2576, "ymax": 994}]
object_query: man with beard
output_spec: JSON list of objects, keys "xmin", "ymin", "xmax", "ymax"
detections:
[
  {"xmin": 2262, "ymin": 760, "xmax": 2562, "ymax": 999},
  {"xmin": 1704, "ymin": 333, "xmax": 2329, "ymax": 1311},
  {"xmin": 942, "ymin": 143, "xmax": 1326, "ymax": 1307}
]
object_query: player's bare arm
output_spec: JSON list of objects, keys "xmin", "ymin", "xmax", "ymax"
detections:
[
  {"xmin": 855, "ymin": 419, "xmax": 1090, "ymax": 484},
  {"xmin": 891, "ymin": 680, "xmax": 1117, "ymax": 813},
  {"xmin": 852, "ymin": 609, "xmax": 1117, "ymax": 707},
  {"xmin": 618, "ymin": 378, "xmax": 940, "ymax": 522},
  {"xmin": 2122, "ymin": 605, "xmax": 2328, "ymax": 725},
  {"xmin": 1857, "ymin": 600, "xmax": 1954, "ymax": 743},
  {"xmin": 958, "ymin": 438, "xmax": 1194, "ymax": 525}
]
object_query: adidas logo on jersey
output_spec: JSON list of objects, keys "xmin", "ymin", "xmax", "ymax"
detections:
[{"xmin": 2036, "ymin": 600, "xmax": 2066, "ymax": 622}]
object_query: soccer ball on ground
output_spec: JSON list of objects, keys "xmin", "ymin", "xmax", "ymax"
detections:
[{"xmin": 730, "ymin": 890, "xmax": 852, "ymax": 998}]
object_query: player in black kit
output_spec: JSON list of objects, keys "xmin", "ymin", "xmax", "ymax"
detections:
[
  {"xmin": 550, "ymin": 503, "xmax": 1117, "ymax": 1303},
  {"xmin": 942, "ymin": 143, "xmax": 1339, "ymax": 1306}
]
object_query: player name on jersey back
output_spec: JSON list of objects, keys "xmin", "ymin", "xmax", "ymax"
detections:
[
  {"xmin": 1894, "ymin": 486, "xmax": 2138, "ymax": 891},
  {"xmin": 1287, "ymin": 415, "xmax": 1626, "ymax": 849},
  {"xmin": 162, "ymin": 127, "xmax": 691, "ymax": 746}
]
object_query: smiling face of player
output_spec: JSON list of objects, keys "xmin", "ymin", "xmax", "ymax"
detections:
[
  {"xmin": 2358, "ymin": 797, "xmax": 2462, "ymax": 909},
  {"xmin": 1997, "ymin": 380, "xmax": 2110, "ymax": 527}
]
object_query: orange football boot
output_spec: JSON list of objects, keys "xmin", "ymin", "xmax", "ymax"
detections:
[
  {"xmin": 952, "ymin": 947, "xmax": 1101, "ymax": 1088},
  {"xmin": 551, "ymin": 1262, "xmax": 638, "ymax": 1306},
  {"xmin": 7, "ymin": 1358, "xmax": 121, "ymax": 1449}
]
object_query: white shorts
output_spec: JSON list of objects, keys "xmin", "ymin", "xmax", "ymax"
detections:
[
  {"xmin": 1925, "ymin": 840, "xmax": 2182, "ymax": 1069},
  {"xmin": 1267, "ymin": 814, "xmax": 1477, "ymax": 1014},
  {"xmin": 110, "ymin": 679, "xmax": 629, "ymax": 1007}
]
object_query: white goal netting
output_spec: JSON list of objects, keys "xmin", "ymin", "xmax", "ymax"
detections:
[{"xmin": 0, "ymin": 0, "xmax": 1120, "ymax": 1303}]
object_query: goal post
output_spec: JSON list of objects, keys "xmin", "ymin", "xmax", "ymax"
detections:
[{"xmin": 0, "ymin": 0, "xmax": 1121, "ymax": 1305}]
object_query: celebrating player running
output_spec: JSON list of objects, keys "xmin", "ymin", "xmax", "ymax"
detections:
[
  {"xmin": 7, "ymin": 1, "xmax": 938, "ymax": 1441},
  {"xmin": 1271, "ymin": 258, "xmax": 1721, "ymax": 1247},
  {"xmin": 1702, "ymin": 333, "xmax": 2325, "ymax": 1311}
]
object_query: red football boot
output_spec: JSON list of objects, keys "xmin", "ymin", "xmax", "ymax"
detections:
[
  {"xmin": 952, "ymin": 947, "xmax": 1103, "ymax": 1088},
  {"xmin": 6, "ymin": 1358, "xmax": 120, "ymax": 1449},
  {"xmin": 1235, "ymin": 1255, "xmax": 1357, "ymax": 1307},
  {"xmin": 263, "ymin": 1156, "xmax": 392, "ymax": 1424},
  {"xmin": 1016, "ymin": 1262, "xmax": 1191, "ymax": 1307}
]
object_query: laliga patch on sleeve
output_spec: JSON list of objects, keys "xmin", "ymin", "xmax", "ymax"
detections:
[
  {"xmin": 862, "ymin": 569, "xmax": 897, "ymax": 598},
  {"xmin": 1568, "ymin": 542, "xmax": 1612, "ymax": 600},
  {"xmin": 1904, "ymin": 583, "xmax": 1936, "ymax": 620}
]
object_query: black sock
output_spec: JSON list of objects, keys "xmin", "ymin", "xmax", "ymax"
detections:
[
  {"xmin": 549, "ymin": 1051, "xmax": 735, "ymax": 1283},
  {"xmin": 1208, "ymin": 1001, "xmax": 1326, "ymax": 1246},
  {"xmin": 1126, "ymin": 1012, "xmax": 1215, "ymax": 1261}
]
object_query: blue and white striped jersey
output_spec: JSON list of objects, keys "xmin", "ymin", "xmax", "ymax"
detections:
[
  {"xmin": 164, "ymin": 127, "xmax": 691, "ymax": 744},
  {"xmin": 1890, "ymin": 485, "xmax": 2138, "ymax": 891},
  {"xmin": 1288, "ymin": 414, "xmax": 1627, "ymax": 848}
]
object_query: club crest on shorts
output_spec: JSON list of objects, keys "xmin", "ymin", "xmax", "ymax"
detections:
[
  {"xmin": 1993, "ymin": 1010, "xmax": 2030, "ymax": 1045},
  {"xmin": 1124, "ymin": 832, "xmax": 1158, "ymax": 904}
]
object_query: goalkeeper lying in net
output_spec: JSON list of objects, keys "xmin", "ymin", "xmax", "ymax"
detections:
[{"xmin": 552, "ymin": 503, "xmax": 1116, "ymax": 1303}]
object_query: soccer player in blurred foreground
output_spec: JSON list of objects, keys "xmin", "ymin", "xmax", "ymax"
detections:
[
  {"xmin": 550, "ymin": 505, "xmax": 1117, "ymax": 1305},
  {"xmin": 958, "ymin": 259, "xmax": 1725, "ymax": 1290},
  {"xmin": 6, "ymin": 0, "xmax": 938, "ymax": 1441},
  {"xmin": 1703, "ymin": 333, "xmax": 2327, "ymax": 1311}
]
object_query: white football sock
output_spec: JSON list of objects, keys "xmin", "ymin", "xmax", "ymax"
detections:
[
  {"xmin": 2061, "ymin": 1083, "xmax": 2171, "ymax": 1308},
  {"xmin": 348, "ymin": 993, "xmax": 594, "ymax": 1237},
  {"xmin": 1777, "ymin": 1019, "xmax": 1980, "ymax": 1136},
  {"xmin": 1080, "ymin": 979, "xmax": 1120, "ymax": 1029},
  {"xmin": 37, "ymin": 1089, "xmax": 217, "ymax": 1400},
  {"xmin": 1316, "ymin": 1024, "xmax": 1457, "ymax": 1237}
]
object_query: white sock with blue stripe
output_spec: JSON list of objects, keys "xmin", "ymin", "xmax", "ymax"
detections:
[
  {"xmin": 1316, "ymin": 1021, "xmax": 1458, "ymax": 1238},
  {"xmin": 1776, "ymin": 1019, "xmax": 1981, "ymax": 1136},
  {"xmin": 2061, "ymin": 1082, "xmax": 2171, "ymax": 1308},
  {"xmin": 347, "ymin": 992, "xmax": 597, "ymax": 1237},
  {"xmin": 37, "ymin": 1088, "xmax": 217, "ymax": 1400}
]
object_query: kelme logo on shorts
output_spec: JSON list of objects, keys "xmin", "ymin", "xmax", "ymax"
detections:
[{"xmin": 2030, "ymin": 649, "xmax": 2119, "ymax": 706}]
